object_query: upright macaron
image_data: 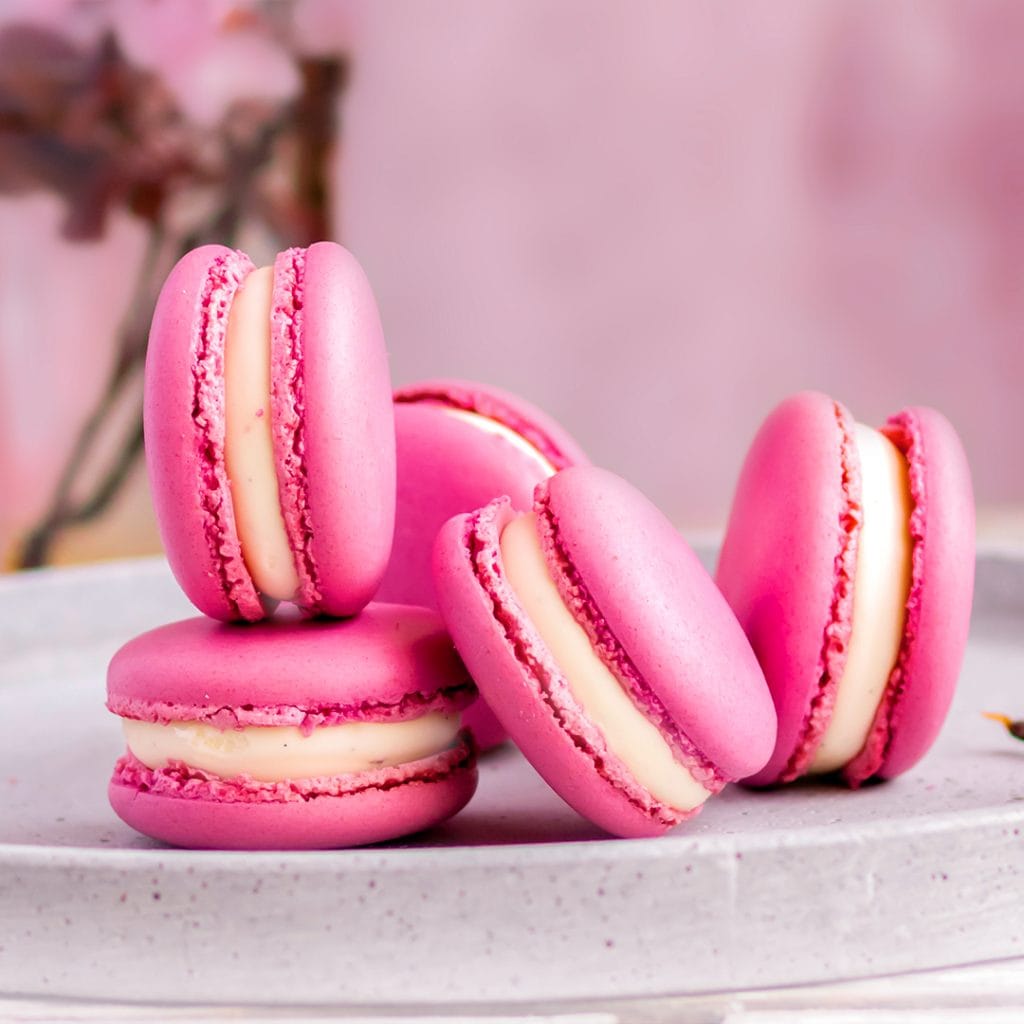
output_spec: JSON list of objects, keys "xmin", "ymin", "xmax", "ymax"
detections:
[
  {"xmin": 716, "ymin": 392, "xmax": 975, "ymax": 787},
  {"xmin": 145, "ymin": 242, "xmax": 395, "ymax": 622},
  {"xmin": 107, "ymin": 606, "xmax": 478, "ymax": 850},
  {"xmin": 432, "ymin": 466, "xmax": 776, "ymax": 839},
  {"xmin": 378, "ymin": 379, "xmax": 589, "ymax": 748}
]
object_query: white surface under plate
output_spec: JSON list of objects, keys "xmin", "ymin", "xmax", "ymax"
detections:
[{"xmin": 1, "ymin": 550, "xmax": 1022, "ymax": 1009}]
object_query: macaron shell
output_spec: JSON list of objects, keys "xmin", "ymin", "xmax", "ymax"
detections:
[
  {"xmin": 844, "ymin": 405, "xmax": 975, "ymax": 783},
  {"xmin": 432, "ymin": 505, "xmax": 673, "ymax": 838},
  {"xmin": 144, "ymin": 245, "xmax": 265, "ymax": 622},
  {"xmin": 715, "ymin": 392, "xmax": 860, "ymax": 786},
  {"xmin": 107, "ymin": 605, "xmax": 472, "ymax": 725},
  {"xmin": 108, "ymin": 744, "xmax": 477, "ymax": 850},
  {"xmin": 297, "ymin": 242, "xmax": 396, "ymax": 616},
  {"xmin": 268, "ymin": 248, "xmax": 317, "ymax": 609},
  {"xmin": 540, "ymin": 467, "xmax": 776, "ymax": 782},
  {"xmin": 380, "ymin": 402, "xmax": 576, "ymax": 609}
]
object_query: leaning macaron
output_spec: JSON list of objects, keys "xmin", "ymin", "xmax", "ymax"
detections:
[
  {"xmin": 107, "ymin": 606, "xmax": 477, "ymax": 850},
  {"xmin": 145, "ymin": 241, "xmax": 395, "ymax": 622},
  {"xmin": 716, "ymin": 392, "xmax": 975, "ymax": 787},
  {"xmin": 378, "ymin": 379, "xmax": 589, "ymax": 749},
  {"xmin": 432, "ymin": 466, "xmax": 775, "ymax": 839}
]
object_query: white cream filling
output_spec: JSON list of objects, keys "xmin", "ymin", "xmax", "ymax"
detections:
[
  {"xmin": 500, "ymin": 513, "xmax": 711, "ymax": 812},
  {"xmin": 123, "ymin": 711, "xmax": 460, "ymax": 784},
  {"xmin": 444, "ymin": 408, "xmax": 557, "ymax": 478},
  {"xmin": 223, "ymin": 264, "xmax": 299, "ymax": 601},
  {"xmin": 809, "ymin": 423, "xmax": 913, "ymax": 774}
]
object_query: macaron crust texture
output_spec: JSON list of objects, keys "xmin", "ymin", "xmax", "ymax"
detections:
[
  {"xmin": 107, "ymin": 606, "xmax": 478, "ymax": 850},
  {"xmin": 433, "ymin": 466, "xmax": 776, "ymax": 839},
  {"xmin": 144, "ymin": 241, "xmax": 395, "ymax": 622},
  {"xmin": 379, "ymin": 379, "xmax": 590, "ymax": 749},
  {"xmin": 716, "ymin": 392, "xmax": 975, "ymax": 788}
]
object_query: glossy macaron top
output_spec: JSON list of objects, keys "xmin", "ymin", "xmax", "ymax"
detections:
[
  {"xmin": 144, "ymin": 241, "xmax": 395, "ymax": 622},
  {"xmin": 533, "ymin": 467, "xmax": 775, "ymax": 781},
  {"xmin": 433, "ymin": 466, "xmax": 775, "ymax": 837},
  {"xmin": 716, "ymin": 392, "xmax": 974, "ymax": 787},
  {"xmin": 107, "ymin": 604, "xmax": 475, "ymax": 729}
]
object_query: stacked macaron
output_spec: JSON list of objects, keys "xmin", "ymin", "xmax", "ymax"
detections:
[
  {"xmin": 145, "ymin": 242, "xmax": 396, "ymax": 621},
  {"xmin": 108, "ymin": 611, "xmax": 477, "ymax": 850},
  {"xmin": 109, "ymin": 243, "xmax": 480, "ymax": 849},
  {"xmin": 109, "ymin": 237, "xmax": 976, "ymax": 850}
]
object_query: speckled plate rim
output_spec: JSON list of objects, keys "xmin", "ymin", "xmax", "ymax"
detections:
[
  {"xmin": 1, "ymin": 549, "xmax": 1023, "ymax": 1006},
  {"xmin": 1, "ymin": 797, "xmax": 1022, "ymax": 868}
]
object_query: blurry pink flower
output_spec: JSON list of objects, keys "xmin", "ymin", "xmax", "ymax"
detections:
[
  {"xmin": 292, "ymin": 0, "xmax": 358, "ymax": 56},
  {"xmin": 0, "ymin": 0, "xmax": 105, "ymax": 44},
  {"xmin": 110, "ymin": 1, "xmax": 300, "ymax": 127}
]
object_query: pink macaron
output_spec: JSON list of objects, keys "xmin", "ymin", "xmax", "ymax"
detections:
[
  {"xmin": 145, "ymin": 241, "xmax": 395, "ymax": 622},
  {"xmin": 107, "ymin": 606, "xmax": 478, "ymax": 850},
  {"xmin": 378, "ymin": 379, "xmax": 589, "ymax": 749},
  {"xmin": 432, "ymin": 466, "xmax": 776, "ymax": 839},
  {"xmin": 716, "ymin": 392, "xmax": 975, "ymax": 788}
]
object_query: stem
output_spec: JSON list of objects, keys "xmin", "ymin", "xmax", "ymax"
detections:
[
  {"xmin": 295, "ymin": 57, "xmax": 346, "ymax": 238},
  {"xmin": 16, "ymin": 225, "xmax": 167, "ymax": 568},
  {"xmin": 18, "ymin": 417, "xmax": 145, "ymax": 567}
]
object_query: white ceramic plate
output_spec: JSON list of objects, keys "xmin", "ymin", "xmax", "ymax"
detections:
[{"xmin": 1, "ymin": 552, "xmax": 1022, "ymax": 1007}]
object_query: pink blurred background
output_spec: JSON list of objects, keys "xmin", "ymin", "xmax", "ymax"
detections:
[{"xmin": 2, "ymin": 1, "xmax": 1022, "ymax": 568}]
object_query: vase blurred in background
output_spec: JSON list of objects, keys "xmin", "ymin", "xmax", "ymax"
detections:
[{"xmin": 0, "ymin": 0, "xmax": 350, "ymax": 570}]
